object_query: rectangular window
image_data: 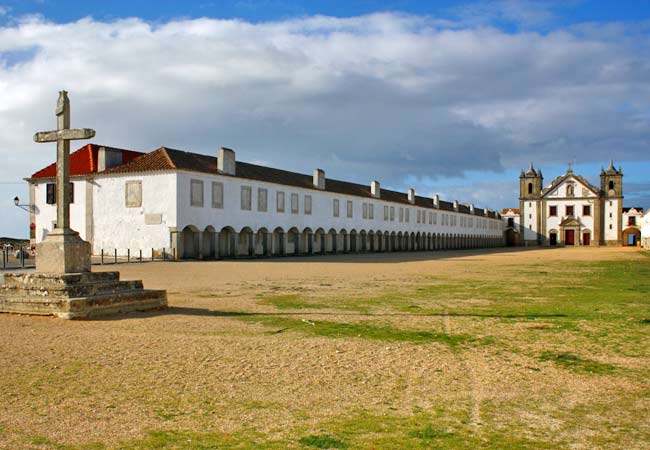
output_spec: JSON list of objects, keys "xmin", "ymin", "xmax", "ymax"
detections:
[
  {"xmin": 347, "ymin": 200, "xmax": 353, "ymax": 218},
  {"xmin": 291, "ymin": 193, "xmax": 299, "ymax": 214},
  {"xmin": 212, "ymin": 182, "xmax": 224, "ymax": 208},
  {"xmin": 125, "ymin": 180, "xmax": 142, "ymax": 208},
  {"xmin": 258, "ymin": 188, "xmax": 268, "ymax": 212},
  {"xmin": 46, "ymin": 183, "xmax": 56, "ymax": 204},
  {"xmin": 333, "ymin": 199, "xmax": 340, "ymax": 217},
  {"xmin": 240, "ymin": 185, "xmax": 252, "ymax": 210},
  {"xmin": 69, "ymin": 183, "xmax": 74, "ymax": 204},
  {"xmin": 362, "ymin": 203, "xmax": 368, "ymax": 219},
  {"xmin": 369, "ymin": 204, "xmax": 374, "ymax": 220},
  {"xmin": 390, "ymin": 206, "xmax": 395, "ymax": 221},
  {"xmin": 304, "ymin": 195, "xmax": 312, "ymax": 215},
  {"xmin": 429, "ymin": 212, "xmax": 433, "ymax": 225},
  {"xmin": 629, "ymin": 216, "xmax": 636, "ymax": 226},
  {"xmin": 433, "ymin": 213, "xmax": 437, "ymax": 225},
  {"xmin": 566, "ymin": 205, "xmax": 574, "ymax": 216},
  {"xmin": 405, "ymin": 208, "xmax": 410, "ymax": 222},
  {"xmin": 549, "ymin": 205, "xmax": 557, "ymax": 216},
  {"xmin": 399, "ymin": 207, "xmax": 404, "ymax": 222},
  {"xmin": 277, "ymin": 191, "xmax": 285, "ymax": 212},
  {"xmin": 191, "ymin": 179, "xmax": 205, "ymax": 207},
  {"xmin": 582, "ymin": 205, "xmax": 591, "ymax": 216},
  {"xmin": 384, "ymin": 205, "xmax": 389, "ymax": 221}
]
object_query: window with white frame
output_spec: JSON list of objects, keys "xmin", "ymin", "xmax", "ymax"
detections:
[
  {"xmin": 291, "ymin": 193, "xmax": 299, "ymax": 214},
  {"xmin": 240, "ymin": 185, "xmax": 252, "ymax": 211},
  {"xmin": 362, "ymin": 203, "xmax": 368, "ymax": 219},
  {"xmin": 333, "ymin": 199, "xmax": 340, "ymax": 217},
  {"xmin": 211, "ymin": 182, "xmax": 224, "ymax": 208},
  {"xmin": 384, "ymin": 205, "xmax": 389, "ymax": 221},
  {"xmin": 191, "ymin": 179, "xmax": 204, "ymax": 207},
  {"xmin": 405, "ymin": 208, "xmax": 410, "ymax": 222},
  {"xmin": 399, "ymin": 207, "xmax": 404, "ymax": 222},
  {"xmin": 304, "ymin": 195, "xmax": 312, "ymax": 215},
  {"xmin": 257, "ymin": 188, "xmax": 268, "ymax": 212},
  {"xmin": 276, "ymin": 191, "xmax": 285, "ymax": 213},
  {"xmin": 347, "ymin": 200, "xmax": 353, "ymax": 218},
  {"xmin": 369, "ymin": 204, "xmax": 374, "ymax": 220},
  {"xmin": 390, "ymin": 206, "xmax": 395, "ymax": 221}
]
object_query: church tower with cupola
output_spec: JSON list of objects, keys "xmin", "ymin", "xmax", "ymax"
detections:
[
  {"xmin": 519, "ymin": 162, "xmax": 543, "ymax": 246},
  {"xmin": 600, "ymin": 160, "xmax": 623, "ymax": 245}
]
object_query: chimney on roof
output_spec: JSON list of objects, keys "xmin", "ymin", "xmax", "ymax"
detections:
[
  {"xmin": 484, "ymin": 208, "xmax": 489, "ymax": 216},
  {"xmin": 313, "ymin": 169, "xmax": 325, "ymax": 190},
  {"xmin": 408, "ymin": 188, "xmax": 415, "ymax": 204},
  {"xmin": 433, "ymin": 194, "xmax": 439, "ymax": 208},
  {"xmin": 371, "ymin": 181, "xmax": 381, "ymax": 198},
  {"xmin": 470, "ymin": 204, "xmax": 475, "ymax": 214},
  {"xmin": 217, "ymin": 147, "xmax": 236, "ymax": 176},
  {"xmin": 453, "ymin": 200, "xmax": 459, "ymax": 212},
  {"xmin": 97, "ymin": 146, "xmax": 123, "ymax": 172}
]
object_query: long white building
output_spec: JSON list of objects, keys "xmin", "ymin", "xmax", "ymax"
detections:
[{"xmin": 27, "ymin": 144, "xmax": 505, "ymax": 259}]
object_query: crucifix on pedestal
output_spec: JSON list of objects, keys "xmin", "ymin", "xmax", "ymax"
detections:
[{"xmin": 34, "ymin": 91, "xmax": 95, "ymax": 274}]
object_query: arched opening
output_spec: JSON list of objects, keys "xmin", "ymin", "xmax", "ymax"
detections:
[
  {"xmin": 239, "ymin": 227, "xmax": 255, "ymax": 257},
  {"xmin": 581, "ymin": 229, "xmax": 592, "ymax": 246},
  {"xmin": 314, "ymin": 228, "xmax": 326, "ymax": 254},
  {"xmin": 623, "ymin": 227, "xmax": 641, "ymax": 247},
  {"xmin": 181, "ymin": 225, "xmax": 199, "ymax": 259},
  {"xmin": 359, "ymin": 230, "xmax": 368, "ymax": 252},
  {"xmin": 350, "ymin": 230, "xmax": 358, "ymax": 252},
  {"xmin": 287, "ymin": 227, "xmax": 300, "ymax": 255},
  {"xmin": 301, "ymin": 228, "xmax": 314, "ymax": 254},
  {"xmin": 272, "ymin": 227, "xmax": 285, "ymax": 256},
  {"xmin": 396, "ymin": 232, "xmax": 403, "ymax": 251},
  {"xmin": 203, "ymin": 226, "xmax": 217, "ymax": 259},
  {"xmin": 390, "ymin": 232, "xmax": 397, "ymax": 251},
  {"xmin": 609, "ymin": 180, "xmax": 615, "ymax": 190},
  {"xmin": 528, "ymin": 182, "xmax": 533, "ymax": 194},
  {"xmin": 218, "ymin": 226, "xmax": 236, "ymax": 258},
  {"xmin": 256, "ymin": 227, "xmax": 270, "ymax": 256},
  {"xmin": 326, "ymin": 228, "xmax": 337, "ymax": 253}
]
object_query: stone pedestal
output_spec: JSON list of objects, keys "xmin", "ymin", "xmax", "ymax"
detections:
[
  {"xmin": 0, "ymin": 271, "xmax": 167, "ymax": 319},
  {"xmin": 36, "ymin": 228, "xmax": 91, "ymax": 273}
]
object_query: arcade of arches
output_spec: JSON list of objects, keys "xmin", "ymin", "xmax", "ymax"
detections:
[{"xmin": 175, "ymin": 225, "xmax": 504, "ymax": 259}]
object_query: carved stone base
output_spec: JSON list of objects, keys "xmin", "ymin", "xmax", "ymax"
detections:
[
  {"xmin": 36, "ymin": 228, "xmax": 91, "ymax": 274},
  {"xmin": 0, "ymin": 271, "xmax": 167, "ymax": 319}
]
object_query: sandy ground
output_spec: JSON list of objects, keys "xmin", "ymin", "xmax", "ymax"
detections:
[{"xmin": 0, "ymin": 246, "xmax": 648, "ymax": 448}]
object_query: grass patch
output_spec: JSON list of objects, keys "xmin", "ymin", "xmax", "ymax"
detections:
[
  {"xmin": 299, "ymin": 434, "xmax": 348, "ymax": 449},
  {"xmin": 240, "ymin": 315, "xmax": 473, "ymax": 346},
  {"xmin": 539, "ymin": 351, "xmax": 616, "ymax": 374},
  {"xmin": 258, "ymin": 294, "xmax": 330, "ymax": 310},
  {"xmin": 408, "ymin": 423, "xmax": 456, "ymax": 441}
]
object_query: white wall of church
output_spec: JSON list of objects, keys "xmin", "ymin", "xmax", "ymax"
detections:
[
  {"xmin": 545, "ymin": 199, "xmax": 596, "ymax": 235},
  {"xmin": 33, "ymin": 179, "xmax": 88, "ymax": 243},
  {"xmin": 174, "ymin": 171, "xmax": 503, "ymax": 240},
  {"xmin": 521, "ymin": 201, "xmax": 538, "ymax": 241},
  {"xmin": 604, "ymin": 198, "xmax": 620, "ymax": 241},
  {"xmin": 91, "ymin": 172, "xmax": 177, "ymax": 255}
]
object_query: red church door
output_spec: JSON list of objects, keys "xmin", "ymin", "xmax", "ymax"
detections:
[
  {"xmin": 565, "ymin": 230, "xmax": 575, "ymax": 246},
  {"xmin": 583, "ymin": 232, "xmax": 590, "ymax": 246}
]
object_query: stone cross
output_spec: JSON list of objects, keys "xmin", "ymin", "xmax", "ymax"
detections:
[{"xmin": 34, "ymin": 91, "xmax": 95, "ymax": 231}]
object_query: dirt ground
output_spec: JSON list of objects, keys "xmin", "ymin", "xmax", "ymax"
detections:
[{"xmin": 0, "ymin": 247, "xmax": 648, "ymax": 449}]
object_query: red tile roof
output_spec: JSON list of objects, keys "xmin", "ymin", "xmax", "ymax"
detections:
[
  {"xmin": 502, "ymin": 208, "xmax": 520, "ymax": 215},
  {"xmin": 30, "ymin": 144, "xmax": 143, "ymax": 179}
]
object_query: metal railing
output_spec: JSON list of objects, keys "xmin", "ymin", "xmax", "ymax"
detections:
[{"xmin": 1, "ymin": 246, "xmax": 35, "ymax": 270}]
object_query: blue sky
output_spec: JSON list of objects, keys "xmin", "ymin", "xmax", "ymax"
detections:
[{"xmin": 1, "ymin": 0, "xmax": 650, "ymax": 238}]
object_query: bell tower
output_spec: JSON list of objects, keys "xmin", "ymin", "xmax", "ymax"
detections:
[
  {"xmin": 519, "ymin": 163, "xmax": 543, "ymax": 246},
  {"xmin": 600, "ymin": 160, "xmax": 623, "ymax": 245}
]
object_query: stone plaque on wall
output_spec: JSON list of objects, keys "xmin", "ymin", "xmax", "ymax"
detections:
[{"xmin": 144, "ymin": 213, "xmax": 162, "ymax": 225}]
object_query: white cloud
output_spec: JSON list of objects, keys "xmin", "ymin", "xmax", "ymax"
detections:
[{"xmin": 0, "ymin": 12, "xmax": 649, "ymax": 236}]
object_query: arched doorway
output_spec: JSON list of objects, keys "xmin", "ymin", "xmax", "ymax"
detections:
[
  {"xmin": 181, "ymin": 225, "xmax": 199, "ymax": 259},
  {"xmin": 623, "ymin": 227, "xmax": 641, "ymax": 246}
]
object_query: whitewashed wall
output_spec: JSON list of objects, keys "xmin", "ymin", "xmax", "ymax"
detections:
[
  {"xmin": 175, "ymin": 171, "xmax": 503, "ymax": 238},
  {"xmin": 33, "ymin": 179, "xmax": 88, "ymax": 242},
  {"xmin": 520, "ymin": 200, "xmax": 539, "ymax": 241},
  {"xmin": 543, "ymin": 177, "xmax": 597, "ymax": 242},
  {"xmin": 642, "ymin": 211, "xmax": 650, "ymax": 248},
  {"xmin": 604, "ymin": 198, "xmax": 620, "ymax": 241},
  {"xmin": 91, "ymin": 172, "xmax": 177, "ymax": 255}
]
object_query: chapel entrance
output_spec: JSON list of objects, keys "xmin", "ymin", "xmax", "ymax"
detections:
[
  {"xmin": 623, "ymin": 228, "xmax": 641, "ymax": 247},
  {"xmin": 582, "ymin": 232, "xmax": 590, "ymax": 246},
  {"xmin": 565, "ymin": 230, "xmax": 575, "ymax": 246},
  {"xmin": 549, "ymin": 232, "xmax": 557, "ymax": 246}
]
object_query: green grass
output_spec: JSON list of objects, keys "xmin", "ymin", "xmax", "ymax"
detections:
[
  {"xmin": 239, "ymin": 315, "xmax": 474, "ymax": 346},
  {"xmin": 539, "ymin": 351, "xmax": 616, "ymax": 374},
  {"xmin": 299, "ymin": 434, "xmax": 348, "ymax": 449}
]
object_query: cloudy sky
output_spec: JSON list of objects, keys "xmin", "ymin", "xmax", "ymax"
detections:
[{"xmin": 1, "ymin": 0, "xmax": 649, "ymax": 238}]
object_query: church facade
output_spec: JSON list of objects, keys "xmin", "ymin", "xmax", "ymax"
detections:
[
  {"xmin": 27, "ymin": 144, "xmax": 505, "ymax": 259},
  {"xmin": 507, "ymin": 162, "xmax": 625, "ymax": 247}
]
